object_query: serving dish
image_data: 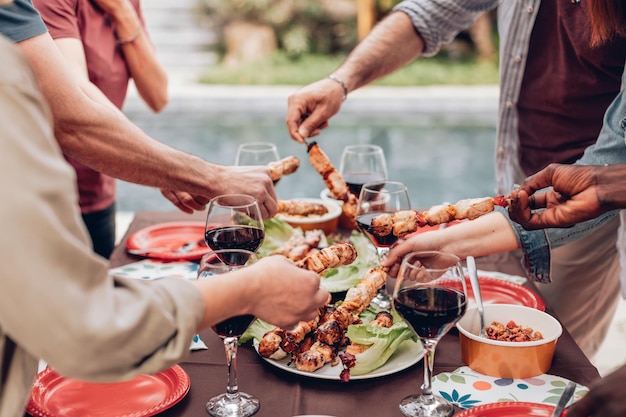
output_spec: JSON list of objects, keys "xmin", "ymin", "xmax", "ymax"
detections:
[
  {"xmin": 456, "ymin": 304, "xmax": 562, "ymax": 378},
  {"xmin": 276, "ymin": 198, "xmax": 342, "ymax": 234},
  {"xmin": 254, "ymin": 338, "xmax": 423, "ymax": 381}
]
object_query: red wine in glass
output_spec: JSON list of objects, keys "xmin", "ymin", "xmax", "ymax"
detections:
[
  {"xmin": 356, "ymin": 211, "xmax": 400, "ymax": 248},
  {"xmin": 212, "ymin": 314, "xmax": 256, "ymax": 338},
  {"xmin": 204, "ymin": 225, "xmax": 265, "ymax": 258},
  {"xmin": 343, "ymin": 171, "xmax": 386, "ymax": 196},
  {"xmin": 393, "ymin": 287, "xmax": 466, "ymax": 340}
]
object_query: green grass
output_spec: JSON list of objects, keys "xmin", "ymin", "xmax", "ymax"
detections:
[{"xmin": 199, "ymin": 52, "xmax": 499, "ymax": 86}]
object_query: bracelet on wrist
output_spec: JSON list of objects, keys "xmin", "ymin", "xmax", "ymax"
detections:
[
  {"xmin": 116, "ymin": 26, "xmax": 142, "ymax": 45},
  {"xmin": 328, "ymin": 74, "xmax": 348, "ymax": 101}
]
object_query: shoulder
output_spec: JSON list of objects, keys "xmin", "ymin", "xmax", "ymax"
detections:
[
  {"xmin": 0, "ymin": 0, "xmax": 48, "ymax": 42},
  {"xmin": 32, "ymin": 0, "xmax": 82, "ymax": 39}
]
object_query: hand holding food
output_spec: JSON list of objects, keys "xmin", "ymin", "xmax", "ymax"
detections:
[{"xmin": 508, "ymin": 163, "xmax": 626, "ymax": 230}]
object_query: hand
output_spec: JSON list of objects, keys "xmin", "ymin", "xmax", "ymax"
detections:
[
  {"xmin": 566, "ymin": 364, "xmax": 626, "ymax": 417},
  {"xmin": 92, "ymin": 0, "xmax": 140, "ymax": 40},
  {"xmin": 285, "ymin": 78, "xmax": 343, "ymax": 143},
  {"xmin": 246, "ymin": 256, "xmax": 330, "ymax": 329},
  {"xmin": 214, "ymin": 165, "xmax": 278, "ymax": 219},
  {"xmin": 508, "ymin": 163, "xmax": 618, "ymax": 229},
  {"xmin": 160, "ymin": 190, "xmax": 209, "ymax": 214},
  {"xmin": 380, "ymin": 235, "xmax": 443, "ymax": 279}
]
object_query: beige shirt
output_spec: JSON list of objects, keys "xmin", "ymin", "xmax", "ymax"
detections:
[{"xmin": 0, "ymin": 35, "xmax": 204, "ymax": 417}]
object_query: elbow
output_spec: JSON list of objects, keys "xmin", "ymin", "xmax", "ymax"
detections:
[{"xmin": 146, "ymin": 94, "xmax": 169, "ymax": 113}]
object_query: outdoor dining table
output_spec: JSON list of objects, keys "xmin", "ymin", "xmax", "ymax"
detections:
[{"xmin": 108, "ymin": 210, "xmax": 601, "ymax": 417}]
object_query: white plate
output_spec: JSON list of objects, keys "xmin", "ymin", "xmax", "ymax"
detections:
[{"xmin": 254, "ymin": 338, "xmax": 424, "ymax": 381}]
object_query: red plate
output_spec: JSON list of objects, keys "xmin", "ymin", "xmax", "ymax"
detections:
[
  {"xmin": 26, "ymin": 365, "xmax": 190, "ymax": 417},
  {"xmin": 472, "ymin": 276, "xmax": 545, "ymax": 311},
  {"xmin": 126, "ymin": 222, "xmax": 208, "ymax": 261},
  {"xmin": 446, "ymin": 276, "xmax": 545, "ymax": 311},
  {"xmin": 455, "ymin": 401, "xmax": 564, "ymax": 417}
]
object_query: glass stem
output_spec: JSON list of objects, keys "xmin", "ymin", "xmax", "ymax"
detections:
[
  {"xmin": 223, "ymin": 336, "xmax": 240, "ymax": 401},
  {"xmin": 377, "ymin": 247, "xmax": 391, "ymax": 296},
  {"xmin": 420, "ymin": 339, "xmax": 438, "ymax": 404}
]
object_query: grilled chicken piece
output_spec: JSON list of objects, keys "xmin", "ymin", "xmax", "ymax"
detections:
[
  {"xmin": 272, "ymin": 229, "xmax": 324, "ymax": 261},
  {"xmin": 308, "ymin": 142, "xmax": 351, "ymax": 202},
  {"xmin": 295, "ymin": 242, "xmax": 357, "ymax": 274},
  {"xmin": 267, "ymin": 155, "xmax": 300, "ymax": 181},
  {"xmin": 278, "ymin": 200, "xmax": 329, "ymax": 216},
  {"xmin": 307, "ymin": 142, "xmax": 358, "ymax": 229},
  {"xmin": 295, "ymin": 341, "xmax": 336, "ymax": 372},
  {"xmin": 280, "ymin": 317, "xmax": 320, "ymax": 354},
  {"xmin": 345, "ymin": 311, "xmax": 394, "ymax": 356},
  {"xmin": 258, "ymin": 329, "xmax": 287, "ymax": 359}
]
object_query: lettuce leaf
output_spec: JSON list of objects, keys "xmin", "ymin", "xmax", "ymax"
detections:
[
  {"xmin": 345, "ymin": 309, "xmax": 419, "ymax": 376},
  {"xmin": 320, "ymin": 232, "xmax": 378, "ymax": 292},
  {"xmin": 257, "ymin": 217, "xmax": 297, "ymax": 257},
  {"xmin": 240, "ymin": 319, "xmax": 274, "ymax": 345},
  {"xmin": 256, "ymin": 218, "xmax": 377, "ymax": 292}
]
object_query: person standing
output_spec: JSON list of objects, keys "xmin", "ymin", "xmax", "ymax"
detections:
[
  {"xmin": 0, "ymin": 0, "xmax": 280, "ymax": 225},
  {"xmin": 32, "ymin": 0, "xmax": 168, "ymax": 258},
  {"xmin": 285, "ymin": 0, "xmax": 626, "ymax": 358}
]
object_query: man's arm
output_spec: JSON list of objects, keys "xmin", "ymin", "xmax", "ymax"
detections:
[
  {"xmin": 17, "ymin": 32, "xmax": 278, "ymax": 217},
  {"xmin": 286, "ymin": 11, "xmax": 424, "ymax": 142}
]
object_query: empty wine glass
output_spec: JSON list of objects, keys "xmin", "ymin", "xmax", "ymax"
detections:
[
  {"xmin": 198, "ymin": 249, "xmax": 259, "ymax": 417},
  {"xmin": 235, "ymin": 142, "xmax": 281, "ymax": 184},
  {"xmin": 204, "ymin": 194, "xmax": 265, "ymax": 255},
  {"xmin": 355, "ymin": 180, "xmax": 411, "ymax": 309},
  {"xmin": 393, "ymin": 251, "xmax": 468, "ymax": 417},
  {"xmin": 339, "ymin": 144, "xmax": 388, "ymax": 196}
]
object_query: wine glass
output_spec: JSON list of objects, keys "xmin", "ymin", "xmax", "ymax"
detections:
[
  {"xmin": 204, "ymin": 194, "xmax": 265, "ymax": 254},
  {"xmin": 235, "ymin": 142, "xmax": 281, "ymax": 185},
  {"xmin": 197, "ymin": 249, "xmax": 260, "ymax": 417},
  {"xmin": 392, "ymin": 251, "xmax": 468, "ymax": 417},
  {"xmin": 355, "ymin": 180, "xmax": 411, "ymax": 309},
  {"xmin": 339, "ymin": 144, "xmax": 388, "ymax": 196}
]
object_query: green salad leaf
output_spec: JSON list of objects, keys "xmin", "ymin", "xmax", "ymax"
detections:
[
  {"xmin": 319, "ymin": 232, "xmax": 378, "ymax": 292},
  {"xmin": 240, "ymin": 318, "xmax": 274, "ymax": 345},
  {"xmin": 256, "ymin": 218, "xmax": 377, "ymax": 292},
  {"xmin": 257, "ymin": 217, "xmax": 298, "ymax": 257},
  {"xmin": 345, "ymin": 308, "xmax": 420, "ymax": 376}
]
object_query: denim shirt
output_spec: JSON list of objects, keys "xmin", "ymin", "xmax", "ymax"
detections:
[{"xmin": 395, "ymin": 0, "xmax": 626, "ymax": 283}]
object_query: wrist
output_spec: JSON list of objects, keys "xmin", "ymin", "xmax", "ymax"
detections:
[{"xmin": 327, "ymin": 74, "xmax": 348, "ymax": 101}]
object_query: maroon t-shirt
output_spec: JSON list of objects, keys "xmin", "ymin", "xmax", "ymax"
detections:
[
  {"xmin": 33, "ymin": 0, "xmax": 145, "ymax": 213},
  {"xmin": 518, "ymin": 1, "xmax": 626, "ymax": 176}
]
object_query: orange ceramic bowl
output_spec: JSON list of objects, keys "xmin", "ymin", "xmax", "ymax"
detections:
[
  {"xmin": 276, "ymin": 198, "xmax": 342, "ymax": 235},
  {"xmin": 456, "ymin": 304, "xmax": 562, "ymax": 379}
]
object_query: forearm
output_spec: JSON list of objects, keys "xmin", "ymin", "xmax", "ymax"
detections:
[
  {"xmin": 108, "ymin": 4, "xmax": 168, "ymax": 112},
  {"xmin": 437, "ymin": 212, "xmax": 520, "ymax": 259},
  {"xmin": 19, "ymin": 33, "xmax": 218, "ymax": 196},
  {"xmin": 595, "ymin": 165, "xmax": 626, "ymax": 210},
  {"xmin": 334, "ymin": 11, "xmax": 424, "ymax": 92}
]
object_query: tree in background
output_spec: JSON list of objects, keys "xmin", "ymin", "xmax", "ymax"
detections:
[
  {"xmin": 200, "ymin": 0, "xmax": 358, "ymax": 66},
  {"xmin": 200, "ymin": 0, "xmax": 495, "ymax": 67}
]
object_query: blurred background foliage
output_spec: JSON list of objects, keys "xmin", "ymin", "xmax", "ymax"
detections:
[{"xmin": 197, "ymin": 0, "xmax": 498, "ymax": 86}]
